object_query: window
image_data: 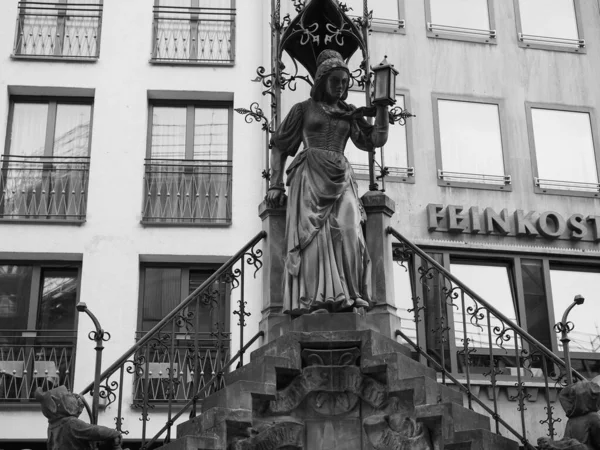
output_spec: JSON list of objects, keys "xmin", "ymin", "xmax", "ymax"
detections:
[
  {"xmin": 549, "ymin": 268, "xmax": 600, "ymax": 354},
  {"xmin": 392, "ymin": 258, "xmax": 417, "ymax": 343},
  {"xmin": 515, "ymin": 0, "xmax": 584, "ymax": 52},
  {"xmin": 13, "ymin": 0, "xmax": 103, "ymax": 59},
  {"xmin": 143, "ymin": 101, "xmax": 232, "ymax": 225},
  {"xmin": 137, "ymin": 264, "xmax": 228, "ymax": 402},
  {"xmin": 0, "ymin": 263, "xmax": 79, "ymax": 402},
  {"xmin": 527, "ymin": 105, "xmax": 599, "ymax": 196},
  {"xmin": 1, "ymin": 98, "xmax": 93, "ymax": 222},
  {"xmin": 434, "ymin": 96, "xmax": 510, "ymax": 189},
  {"xmin": 345, "ymin": 90, "xmax": 413, "ymax": 182},
  {"xmin": 151, "ymin": 0, "xmax": 235, "ymax": 64},
  {"xmin": 342, "ymin": 0, "xmax": 405, "ymax": 33},
  {"xmin": 425, "ymin": 0, "xmax": 496, "ymax": 43}
]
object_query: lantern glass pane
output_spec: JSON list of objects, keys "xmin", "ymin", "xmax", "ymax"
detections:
[
  {"xmin": 389, "ymin": 72, "xmax": 396, "ymax": 102},
  {"xmin": 375, "ymin": 70, "xmax": 389, "ymax": 102}
]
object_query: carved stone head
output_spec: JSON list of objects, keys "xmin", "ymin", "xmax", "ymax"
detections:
[{"xmin": 35, "ymin": 386, "xmax": 85, "ymax": 421}]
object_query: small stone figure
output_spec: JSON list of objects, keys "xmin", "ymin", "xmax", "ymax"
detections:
[
  {"xmin": 363, "ymin": 413, "xmax": 433, "ymax": 450},
  {"xmin": 266, "ymin": 49, "xmax": 391, "ymax": 314},
  {"xmin": 537, "ymin": 380, "xmax": 600, "ymax": 450},
  {"xmin": 36, "ymin": 386, "xmax": 127, "ymax": 450}
]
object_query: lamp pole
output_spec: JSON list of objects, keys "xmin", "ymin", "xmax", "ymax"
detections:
[
  {"xmin": 76, "ymin": 302, "xmax": 110, "ymax": 425},
  {"xmin": 554, "ymin": 295, "xmax": 585, "ymax": 385}
]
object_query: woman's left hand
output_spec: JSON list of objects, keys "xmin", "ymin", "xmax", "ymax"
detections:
[{"xmin": 352, "ymin": 106, "xmax": 377, "ymax": 118}]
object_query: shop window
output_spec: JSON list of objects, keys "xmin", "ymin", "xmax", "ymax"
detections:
[
  {"xmin": 392, "ymin": 258, "xmax": 417, "ymax": 343},
  {"xmin": 343, "ymin": 0, "xmax": 405, "ymax": 33},
  {"xmin": 528, "ymin": 106, "xmax": 599, "ymax": 195},
  {"xmin": 1, "ymin": 98, "xmax": 92, "ymax": 222},
  {"xmin": 13, "ymin": 0, "xmax": 103, "ymax": 60},
  {"xmin": 434, "ymin": 97, "xmax": 510, "ymax": 189},
  {"xmin": 136, "ymin": 264, "xmax": 228, "ymax": 402},
  {"xmin": 345, "ymin": 91, "xmax": 413, "ymax": 182},
  {"xmin": 449, "ymin": 263, "xmax": 519, "ymax": 350},
  {"xmin": 549, "ymin": 268, "xmax": 600, "ymax": 354},
  {"xmin": 142, "ymin": 102, "xmax": 232, "ymax": 224},
  {"xmin": 0, "ymin": 264, "xmax": 78, "ymax": 402},
  {"xmin": 426, "ymin": 0, "xmax": 496, "ymax": 43},
  {"xmin": 151, "ymin": 0, "xmax": 235, "ymax": 64},
  {"xmin": 515, "ymin": 0, "xmax": 584, "ymax": 52}
]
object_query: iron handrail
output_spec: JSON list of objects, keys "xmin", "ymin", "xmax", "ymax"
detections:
[
  {"xmin": 79, "ymin": 230, "xmax": 266, "ymax": 397},
  {"xmin": 387, "ymin": 225, "xmax": 585, "ymax": 382}
]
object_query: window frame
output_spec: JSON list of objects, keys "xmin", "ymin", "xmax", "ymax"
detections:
[
  {"xmin": 0, "ymin": 256, "xmax": 81, "ymax": 405},
  {"xmin": 432, "ymin": 93, "xmax": 512, "ymax": 192},
  {"xmin": 1, "ymin": 94, "xmax": 94, "ymax": 224},
  {"xmin": 142, "ymin": 94, "xmax": 234, "ymax": 226},
  {"xmin": 346, "ymin": 87, "xmax": 415, "ymax": 184},
  {"xmin": 525, "ymin": 102, "xmax": 600, "ymax": 198},
  {"xmin": 345, "ymin": 0, "xmax": 406, "ymax": 35},
  {"xmin": 150, "ymin": 0, "xmax": 237, "ymax": 66},
  {"xmin": 12, "ymin": 0, "xmax": 104, "ymax": 62},
  {"xmin": 424, "ymin": 0, "xmax": 497, "ymax": 44},
  {"xmin": 513, "ymin": 0, "xmax": 585, "ymax": 54}
]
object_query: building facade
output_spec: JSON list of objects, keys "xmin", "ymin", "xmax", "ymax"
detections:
[{"xmin": 0, "ymin": 0, "xmax": 599, "ymax": 448}]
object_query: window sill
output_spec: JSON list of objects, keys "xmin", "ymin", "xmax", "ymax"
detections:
[
  {"xmin": 518, "ymin": 36, "xmax": 585, "ymax": 54},
  {"xmin": 354, "ymin": 173, "xmax": 415, "ymax": 184},
  {"xmin": 141, "ymin": 220, "xmax": 232, "ymax": 228},
  {"xmin": 427, "ymin": 24, "xmax": 496, "ymax": 45},
  {"xmin": 11, "ymin": 54, "xmax": 99, "ymax": 63},
  {"xmin": 534, "ymin": 186, "xmax": 600, "ymax": 199},
  {"xmin": 353, "ymin": 166, "xmax": 415, "ymax": 184},
  {"xmin": 149, "ymin": 59, "xmax": 235, "ymax": 68},
  {"xmin": 0, "ymin": 218, "xmax": 86, "ymax": 225},
  {"xmin": 437, "ymin": 179, "xmax": 512, "ymax": 192}
]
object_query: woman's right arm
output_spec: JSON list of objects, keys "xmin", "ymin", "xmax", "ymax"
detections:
[{"xmin": 266, "ymin": 146, "xmax": 288, "ymax": 207}]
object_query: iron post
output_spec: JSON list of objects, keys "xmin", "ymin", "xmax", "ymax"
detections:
[
  {"xmin": 76, "ymin": 302, "xmax": 110, "ymax": 425},
  {"xmin": 554, "ymin": 295, "xmax": 585, "ymax": 385}
]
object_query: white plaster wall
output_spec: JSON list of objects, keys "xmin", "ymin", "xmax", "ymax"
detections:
[{"xmin": 0, "ymin": 0, "xmax": 269, "ymax": 441}]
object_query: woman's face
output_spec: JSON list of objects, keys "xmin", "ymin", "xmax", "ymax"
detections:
[{"xmin": 325, "ymin": 69, "xmax": 349, "ymax": 102}]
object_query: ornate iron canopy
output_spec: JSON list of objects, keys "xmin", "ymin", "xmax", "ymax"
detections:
[{"xmin": 279, "ymin": 0, "xmax": 367, "ymax": 78}]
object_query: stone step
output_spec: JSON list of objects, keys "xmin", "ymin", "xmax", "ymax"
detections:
[
  {"xmin": 156, "ymin": 435, "xmax": 219, "ymax": 450},
  {"xmin": 389, "ymin": 375, "xmax": 463, "ymax": 408},
  {"xmin": 446, "ymin": 429, "xmax": 520, "ymax": 450}
]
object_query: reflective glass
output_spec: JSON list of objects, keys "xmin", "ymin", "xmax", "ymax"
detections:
[
  {"xmin": 550, "ymin": 269, "xmax": 600, "ymax": 353},
  {"xmin": 438, "ymin": 99, "xmax": 505, "ymax": 181},
  {"xmin": 450, "ymin": 263, "xmax": 518, "ymax": 349},
  {"xmin": 0, "ymin": 265, "xmax": 33, "ymax": 331},
  {"xmin": 430, "ymin": 0, "xmax": 490, "ymax": 30},
  {"xmin": 36, "ymin": 270, "xmax": 78, "ymax": 331},
  {"xmin": 531, "ymin": 108, "xmax": 598, "ymax": 189},
  {"xmin": 151, "ymin": 107, "xmax": 187, "ymax": 159},
  {"xmin": 194, "ymin": 108, "xmax": 229, "ymax": 160},
  {"xmin": 393, "ymin": 261, "xmax": 417, "ymax": 343},
  {"xmin": 53, "ymin": 104, "xmax": 92, "ymax": 157},
  {"xmin": 9, "ymin": 103, "xmax": 48, "ymax": 157},
  {"xmin": 519, "ymin": 0, "xmax": 578, "ymax": 40},
  {"xmin": 345, "ymin": 91, "xmax": 408, "ymax": 172}
]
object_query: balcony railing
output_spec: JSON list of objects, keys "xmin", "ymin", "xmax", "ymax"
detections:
[
  {"xmin": 151, "ymin": 4, "xmax": 235, "ymax": 64},
  {"xmin": 13, "ymin": 1, "xmax": 103, "ymax": 59},
  {"xmin": 0, "ymin": 330, "xmax": 77, "ymax": 402},
  {"xmin": 142, "ymin": 159, "xmax": 232, "ymax": 225},
  {"xmin": 0, "ymin": 155, "xmax": 90, "ymax": 222},
  {"xmin": 133, "ymin": 332, "xmax": 230, "ymax": 403}
]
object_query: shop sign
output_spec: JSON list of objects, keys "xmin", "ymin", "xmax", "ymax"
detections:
[{"xmin": 427, "ymin": 204, "xmax": 600, "ymax": 243}]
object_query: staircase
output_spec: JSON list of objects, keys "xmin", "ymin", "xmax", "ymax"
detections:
[{"xmin": 156, "ymin": 313, "xmax": 518, "ymax": 450}]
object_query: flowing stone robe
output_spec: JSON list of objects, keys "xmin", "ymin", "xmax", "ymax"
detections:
[{"xmin": 271, "ymin": 98, "xmax": 374, "ymax": 312}]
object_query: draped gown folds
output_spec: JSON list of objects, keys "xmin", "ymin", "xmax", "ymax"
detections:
[{"xmin": 271, "ymin": 98, "xmax": 374, "ymax": 312}]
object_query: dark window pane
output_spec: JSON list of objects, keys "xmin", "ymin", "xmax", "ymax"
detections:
[
  {"xmin": 142, "ymin": 268, "xmax": 181, "ymax": 331},
  {"xmin": 189, "ymin": 269, "xmax": 224, "ymax": 334},
  {"xmin": 36, "ymin": 269, "xmax": 78, "ymax": 331},
  {"xmin": 521, "ymin": 259, "xmax": 551, "ymax": 348},
  {"xmin": 0, "ymin": 265, "xmax": 33, "ymax": 330}
]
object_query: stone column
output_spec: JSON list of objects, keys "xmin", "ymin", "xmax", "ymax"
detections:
[
  {"xmin": 361, "ymin": 191, "xmax": 400, "ymax": 338},
  {"xmin": 258, "ymin": 200, "xmax": 291, "ymax": 342}
]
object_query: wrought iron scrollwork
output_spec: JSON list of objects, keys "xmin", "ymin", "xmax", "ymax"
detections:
[
  {"xmin": 234, "ymin": 300, "xmax": 251, "ymax": 328},
  {"xmin": 493, "ymin": 321, "xmax": 515, "ymax": 350},
  {"xmin": 235, "ymin": 102, "xmax": 270, "ymax": 132},
  {"xmin": 540, "ymin": 406, "xmax": 561, "ymax": 439},
  {"xmin": 245, "ymin": 243, "xmax": 264, "ymax": 278},
  {"xmin": 509, "ymin": 381, "xmax": 532, "ymax": 412},
  {"xmin": 293, "ymin": 0, "xmax": 306, "ymax": 13},
  {"xmin": 88, "ymin": 329, "xmax": 111, "ymax": 342},
  {"xmin": 390, "ymin": 105, "xmax": 415, "ymax": 126}
]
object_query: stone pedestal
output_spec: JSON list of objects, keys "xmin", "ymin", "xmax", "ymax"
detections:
[
  {"xmin": 258, "ymin": 200, "xmax": 291, "ymax": 342},
  {"xmin": 361, "ymin": 191, "xmax": 400, "ymax": 339}
]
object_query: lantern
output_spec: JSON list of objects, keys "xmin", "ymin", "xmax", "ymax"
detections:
[{"xmin": 372, "ymin": 56, "xmax": 399, "ymax": 106}]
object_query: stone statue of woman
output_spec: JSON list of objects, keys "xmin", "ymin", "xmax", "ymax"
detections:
[{"xmin": 265, "ymin": 50, "xmax": 390, "ymax": 313}]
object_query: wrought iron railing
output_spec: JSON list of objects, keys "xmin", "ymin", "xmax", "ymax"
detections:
[
  {"xmin": 535, "ymin": 177, "xmax": 600, "ymax": 193},
  {"xmin": 0, "ymin": 155, "xmax": 90, "ymax": 221},
  {"xmin": 438, "ymin": 169, "xmax": 511, "ymax": 186},
  {"xmin": 0, "ymin": 330, "xmax": 77, "ymax": 402},
  {"xmin": 142, "ymin": 159, "xmax": 232, "ymax": 224},
  {"xmin": 13, "ymin": 1, "xmax": 103, "ymax": 59},
  {"xmin": 388, "ymin": 226, "xmax": 584, "ymax": 448},
  {"xmin": 428, "ymin": 22, "xmax": 496, "ymax": 40},
  {"xmin": 78, "ymin": 231, "xmax": 266, "ymax": 448},
  {"xmin": 519, "ymin": 33, "xmax": 585, "ymax": 49},
  {"xmin": 151, "ymin": 4, "xmax": 235, "ymax": 64}
]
